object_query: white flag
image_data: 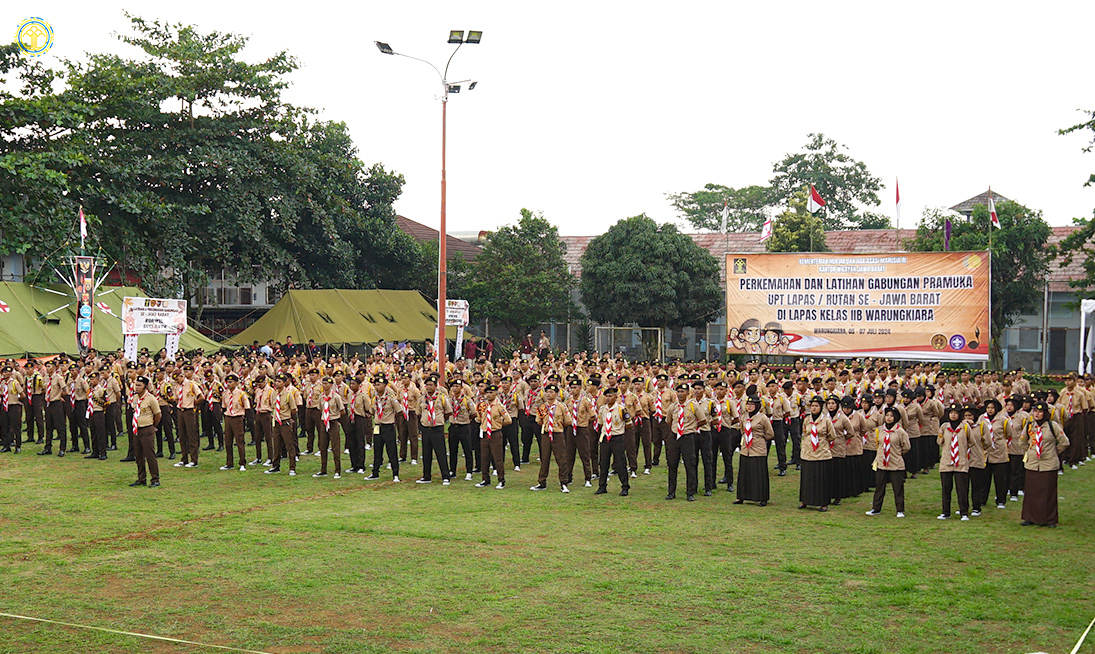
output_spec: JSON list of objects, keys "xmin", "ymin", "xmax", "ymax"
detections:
[
  {"xmin": 988, "ymin": 195, "xmax": 1001, "ymax": 229},
  {"xmin": 79, "ymin": 207, "xmax": 88, "ymax": 240},
  {"xmin": 719, "ymin": 199, "xmax": 728, "ymax": 233}
]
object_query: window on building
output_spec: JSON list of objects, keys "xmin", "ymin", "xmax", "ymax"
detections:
[{"xmin": 239, "ymin": 287, "xmax": 252, "ymax": 305}]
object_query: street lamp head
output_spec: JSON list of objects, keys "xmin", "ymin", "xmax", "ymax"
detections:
[
  {"xmin": 468, "ymin": 81, "xmax": 477, "ymax": 90},
  {"xmin": 447, "ymin": 84, "xmax": 461, "ymax": 94},
  {"xmin": 465, "ymin": 30, "xmax": 483, "ymax": 44},
  {"xmin": 375, "ymin": 41, "xmax": 394, "ymax": 55},
  {"xmin": 448, "ymin": 30, "xmax": 464, "ymax": 44}
]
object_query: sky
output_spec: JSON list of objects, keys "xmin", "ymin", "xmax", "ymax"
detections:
[{"xmin": 9, "ymin": 1, "xmax": 1095, "ymax": 237}]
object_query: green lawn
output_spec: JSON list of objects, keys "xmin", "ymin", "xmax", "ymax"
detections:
[{"xmin": 0, "ymin": 445, "xmax": 1092, "ymax": 654}]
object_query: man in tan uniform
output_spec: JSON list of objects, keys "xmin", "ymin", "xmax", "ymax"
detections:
[
  {"xmin": 265, "ymin": 373, "xmax": 300, "ymax": 475},
  {"xmin": 219, "ymin": 373, "xmax": 251, "ymax": 472},
  {"xmin": 127, "ymin": 376, "xmax": 162, "ymax": 487}
]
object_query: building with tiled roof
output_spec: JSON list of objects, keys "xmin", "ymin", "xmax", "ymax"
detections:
[
  {"xmin": 396, "ymin": 215, "xmax": 482, "ymax": 263},
  {"xmin": 949, "ymin": 189, "xmax": 1009, "ymax": 216}
]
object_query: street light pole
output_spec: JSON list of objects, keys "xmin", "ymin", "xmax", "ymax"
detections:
[{"xmin": 376, "ymin": 31, "xmax": 481, "ymax": 385}]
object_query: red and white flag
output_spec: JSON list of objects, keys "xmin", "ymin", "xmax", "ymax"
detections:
[
  {"xmin": 988, "ymin": 195, "xmax": 1001, "ymax": 229},
  {"xmin": 719, "ymin": 198, "xmax": 729, "ymax": 233},
  {"xmin": 760, "ymin": 213, "xmax": 773, "ymax": 242},
  {"xmin": 895, "ymin": 178, "xmax": 901, "ymax": 226},
  {"xmin": 79, "ymin": 207, "xmax": 88, "ymax": 240},
  {"xmin": 807, "ymin": 185, "xmax": 826, "ymax": 214},
  {"xmin": 96, "ymin": 302, "xmax": 115, "ymax": 317}
]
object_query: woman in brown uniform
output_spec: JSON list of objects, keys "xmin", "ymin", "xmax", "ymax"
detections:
[
  {"xmin": 937, "ymin": 404, "xmax": 971, "ymax": 521},
  {"xmin": 734, "ymin": 395, "xmax": 774, "ymax": 506},
  {"xmin": 1020, "ymin": 400, "xmax": 1068, "ymax": 527},
  {"xmin": 799, "ymin": 397, "xmax": 836, "ymax": 512},
  {"xmin": 865, "ymin": 406, "xmax": 910, "ymax": 517}
]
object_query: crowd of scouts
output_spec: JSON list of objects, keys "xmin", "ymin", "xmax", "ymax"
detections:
[{"xmin": 0, "ymin": 349, "xmax": 1088, "ymax": 527}]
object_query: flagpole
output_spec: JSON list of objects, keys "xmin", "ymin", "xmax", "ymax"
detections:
[{"xmin": 987, "ymin": 186, "xmax": 993, "ymax": 251}]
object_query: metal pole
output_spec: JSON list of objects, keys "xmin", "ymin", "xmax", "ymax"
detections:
[
  {"xmin": 438, "ymin": 97, "xmax": 448, "ymax": 385},
  {"xmin": 1041, "ymin": 281, "xmax": 1050, "ymax": 373}
]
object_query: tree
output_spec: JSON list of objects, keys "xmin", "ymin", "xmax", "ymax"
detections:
[
  {"xmin": 464, "ymin": 209, "xmax": 576, "ymax": 335},
  {"xmin": 579, "ymin": 214, "xmax": 722, "ymax": 328},
  {"xmin": 769, "ymin": 133, "xmax": 886, "ymax": 230},
  {"xmin": 666, "ymin": 183, "xmax": 770, "ymax": 232},
  {"xmin": 905, "ymin": 202, "xmax": 1052, "ymax": 368},
  {"xmin": 1056, "ymin": 109, "xmax": 1095, "ymax": 298},
  {"xmin": 765, "ymin": 190, "xmax": 829, "ymax": 253}
]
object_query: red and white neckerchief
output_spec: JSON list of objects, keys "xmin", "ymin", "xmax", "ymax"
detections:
[
  {"xmin": 742, "ymin": 415, "xmax": 754, "ymax": 450},
  {"xmin": 1067, "ymin": 393, "xmax": 1074, "ymax": 419},
  {"xmin": 675, "ymin": 405, "xmax": 685, "ymax": 439},
  {"xmin": 322, "ymin": 394, "xmax": 331, "ymax": 431},
  {"xmin": 601, "ymin": 406, "xmax": 614, "ymax": 441},
  {"xmin": 714, "ymin": 399, "xmax": 724, "ymax": 430},
  {"xmin": 950, "ymin": 427, "xmax": 961, "ymax": 466},
  {"xmin": 69, "ymin": 378, "xmax": 77, "ymax": 409},
  {"xmin": 982, "ymin": 415, "xmax": 996, "ymax": 449},
  {"xmin": 546, "ymin": 402, "xmax": 557, "ymax": 439},
  {"xmin": 571, "ymin": 396, "xmax": 581, "ymax": 434},
  {"xmin": 1032, "ymin": 423, "xmax": 1044, "ymax": 458},
  {"xmin": 45, "ymin": 374, "xmax": 52, "ymax": 401},
  {"xmin": 226, "ymin": 388, "xmax": 238, "ymax": 417},
  {"xmin": 881, "ymin": 427, "xmax": 893, "ymax": 467},
  {"xmin": 274, "ymin": 391, "xmax": 283, "ymax": 425},
  {"xmin": 401, "ymin": 387, "xmax": 410, "ymax": 419},
  {"xmin": 307, "ymin": 384, "xmax": 315, "ymax": 406},
  {"xmin": 426, "ymin": 393, "xmax": 437, "ymax": 426},
  {"xmin": 483, "ymin": 404, "xmax": 493, "ymax": 436},
  {"xmin": 1, "ymin": 380, "xmax": 7, "ymax": 411},
  {"xmin": 131, "ymin": 393, "xmax": 142, "ymax": 435},
  {"xmin": 525, "ymin": 389, "xmax": 538, "ymax": 416},
  {"xmin": 654, "ymin": 392, "xmax": 663, "ymax": 421},
  {"xmin": 376, "ymin": 393, "xmax": 385, "ymax": 422},
  {"xmin": 809, "ymin": 420, "xmax": 820, "ymax": 451}
]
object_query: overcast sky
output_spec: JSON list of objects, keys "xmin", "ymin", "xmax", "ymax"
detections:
[{"xmin": 12, "ymin": 1, "xmax": 1095, "ymax": 237}]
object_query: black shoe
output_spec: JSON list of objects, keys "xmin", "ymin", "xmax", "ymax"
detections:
[
  {"xmin": 687, "ymin": 495, "xmax": 695, "ymax": 502},
  {"xmin": 665, "ymin": 493, "xmax": 675, "ymax": 500},
  {"xmin": 594, "ymin": 487, "xmax": 607, "ymax": 495},
  {"xmin": 216, "ymin": 445, "xmax": 224, "ymax": 452},
  {"xmin": 155, "ymin": 452, "xmax": 163, "ymax": 458},
  {"xmin": 120, "ymin": 457, "xmax": 135, "ymax": 462},
  {"xmin": 652, "ymin": 460, "xmax": 659, "ymax": 466},
  {"xmin": 758, "ymin": 501, "xmax": 767, "ymax": 507},
  {"xmin": 0, "ymin": 447, "xmax": 10, "ymax": 453},
  {"xmin": 832, "ymin": 499, "xmax": 841, "ymax": 506},
  {"xmin": 733, "ymin": 499, "xmax": 744, "ymax": 504},
  {"xmin": 82, "ymin": 449, "xmax": 91, "ymax": 454},
  {"xmin": 704, "ymin": 490, "xmax": 712, "ymax": 497},
  {"xmin": 36, "ymin": 438, "xmax": 43, "ymax": 444},
  {"xmin": 149, "ymin": 481, "xmax": 160, "ymax": 488},
  {"xmin": 202, "ymin": 445, "xmax": 215, "ymax": 451},
  {"xmin": 107, "ymin": 445, "xmax": 117, "ymax": 451},
  {"xmin": 168, "ymin": 453, "xmax": 176, "ymax": 460},
  {"xmin": 727, "ymin": 485, "xmax": 734, "ymax": 492},
  {"xmin": 98, "ymin": 455, "xmax": 107, "ymax": 460},
  {"xmin": 67, "ymin": 447, "xmax": 79, "ymax": 453},
  {"xmin": 778, "ymin": 469, "xmax": 787, "ymax": 476},
  {"xmin": 37, "ymin": 449, "xmax": 51, "ymax": 456},
  {"xmin": 84, "ymin": 454, "xmax": 97, "ymax": 459},
  {"xmin": 795, "ymin": 464, "xmax": 801, "ymax": 471},
  {"xmin": 129, "ymin": 480, "xmax": 146, "ymax": 487},
  {"xmin": 718, "ymin": 476, "xmax": 728, "ymax": 484},
  {"xmin": 1020, "ymin": 520, "xmax": 1035, "ymax": 526},
  {"xmin": 57, "ymin": 450, "xmax": 65, "ymax": 457},
  {"xmin": 619, "ymin": 489, "xmax": 629, "ymax": 496}
]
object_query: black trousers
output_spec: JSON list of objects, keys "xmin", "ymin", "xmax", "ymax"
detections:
[
  {"xmin": 106, "ymin": 402, "xmax": 119, "ymax": 448},
  {"xmin": 2, "ymin": 405, "xmax": 22, "ymax": 449},
  {"xmin": 1007, "ymin": 454, "xmax": 1025, "ymax": 497},
  {"xmin": 712, "ymin": 426, "xmax": 733, "ymax": 483},
  {"xmin": 872, "ymin": 469, "xmax": 905, "ymax": 512},
  {"xmin": 772, "ymin": 420, "xmax": 788, "ymax": 470},
  {"xmin": 969, "ymin": 466, "xmax": 990, "ymax": 511},
  {"xmin": 420, "ymin": 425, "xmax": 450, "ymax": 481},
  {"xmin": 789, "ymin": 417, "xmax": 803, "ymax": 465},
  {"xmin": 470, "ymin": 420, "xmax": 481, "ymax": 471},
  {"xmin": 985, "ymin": 462, "xmax": 1008, "ymax": 506},
  {"xmin": 448, "ymin": 423, "xmax": 474, "ymax": 474},
  {"xmin": 347, "ymin": 416, "xmax": 367, "ymax": 471},
  {"xmin": 69, "ymin": 399, "xmax": 89, "ymax": 451},
  {"xmin": 697, "ymin": 430, "xmax": 715, "ymax": 491},
  {"xmin": 597, "ymin": 435, "xmax": 629, "ymax": 491},
  {"xmin": 45, "ymin": 400, "xmax": 67, "ymax": 451},
  {"xmin": 157, "ymin": 405, "xmax": 175, "ymax": 456},
  {"xmin": 29, "ymin": 394, "xmax": 45, "ymax": 442},
  {"xmin": 90, "ymin": 411, "xmax": 107, "ymax": 457},
  {"xmin": 940, "ymin": 471, "xmax": 970, "ymax": 516},
  {"xmin": 502, "ymin": 421, "xmax": 520, "ymax": 468},
  {"xmin": 519, "ymin": 412, "xmax": 538, "ymax": 463},
  {"xmin": 666, "ymin": 432, "xmax": 698, "ymax": 497},
  {"xmin": 371, "ymin": 423, "xmax": 399, "ymax": 478}
]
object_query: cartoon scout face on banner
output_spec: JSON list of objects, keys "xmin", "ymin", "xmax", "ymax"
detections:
[{"xmin": 725, "ymin": 252, "xmax": 991, "ymax": 361}]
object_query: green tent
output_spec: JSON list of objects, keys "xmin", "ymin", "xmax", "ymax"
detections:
[
  {"xmin": 225, "ymin": 289, "xmax": 457, "ymax": 347},
  {"xmin": 0, "ymin": 282, "xmax": 223, "ymax": 358}
]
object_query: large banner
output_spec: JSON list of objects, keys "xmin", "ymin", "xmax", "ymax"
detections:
[
  {"xmin": 725, "ymin": 251, "xmax": 991, "ymax": 361},
  {"xmin": 74, "ymin": 256, "xmax": 95, "ymax": 355},
  {"xmin": 121, "ymin": 297, "xmax": 188, "ymax": 335}
]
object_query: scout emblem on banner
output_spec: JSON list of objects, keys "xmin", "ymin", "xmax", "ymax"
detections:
[{"xmin": 74, "ymin": 256, "xmax": 96, "ymax": 355}]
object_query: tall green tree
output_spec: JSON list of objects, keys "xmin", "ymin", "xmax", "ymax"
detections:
[
  {"xmin": 666, "ymin": 183, "xmax": 770, "ymax": 232},
  {"xmin": 464, "ymin": 209, "xmax": 576, "ymax": 335},
  {"xmin": 769, "ymin": 132, "xmax": 888, "ymax": 230},
  {"xmin": 765, "ymin": 190, "xmax": 829, "ymax": 252},
  {"xmin": 905, "ymin": 203, "xmax": 1052, "ymax": 368},
  {"xmin": 579, "ymin": 214, "xmax": 722, "ymax": 328},
  {"xmin": 1056, "ymin": 109, "xmax": 1095, "ymax": 297}
]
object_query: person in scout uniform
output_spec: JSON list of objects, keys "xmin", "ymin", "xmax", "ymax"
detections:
[
  {"xmin": 416, "ymin": 375, "xmax": 453, "ymax": 485},
  {"xmin": 735, "ymin": 395, "xmax": 775, "ymax": 506},
  {"xmin": 799, "ymin": 396, "xmax": 836, "ymax": 512},
  {"xmin": 0, "ymin": 365, "xmax": 24, "ymax": 453},
  {"xmin": 251, "ymin": 375, "xmax": 274, "ymax": 466},
  {"xmin": 447, "ymin": 380, "xmax": 477, "ymax": 481},
  {"xmin": 67, "ymin": 363, "xmax": 90, "ymax": 455},
  {"xmin": 1020, "ymin": 400, "xmax": 1068, "ymax": 527},
  {"xmin": 594, "ymin": 386, "xmax": 630, "ymax": 497},
  {"xmin": 474, "ymin": 383, "xmax": 512, "ymax": 489},
  {"xmin": 937, "ymin": 404, "xmax": 971, "ymax": 521},
  {"xmin": 264, "ymin": 373, "xmax": 301, "ymax": 476},
  {"xmin": 312, "ymin": 375, "xmax": 345, "ymax": 479},
  {"xmin": 127, "ymin": 376, "xmax": 162, "ymax": 488},
  {"xmin": 365, "ymin": 376, "xmax": 401, "ymax": 482},
  {"xmin": 219, "ymin": 373, "xmax": 250, "ymax": 472},
  {"xmin": 865, "ymin": 406, "xmax": 910, "ymax": 517},
  {"xmin": 667, "ymin": 383, "xmax": 704, "ymax": 502},
  {"xmin": 530, "ymin": 382, "xmax": 573, "ymax": 493},
  {"xmin": 40, "ymin": 359, "xmax": 69, "ymax": 456}
]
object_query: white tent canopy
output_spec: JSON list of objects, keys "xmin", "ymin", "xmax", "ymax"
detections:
[{"xmin": 1080, "ymin": 299, "xmax": 1095, "ymax": 374}]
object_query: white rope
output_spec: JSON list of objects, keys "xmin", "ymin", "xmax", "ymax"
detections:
[
  {"xmin": 1070, "ymin": 615, "xmax": 1095, "ymax": 654},
  {"xmin": 0, "ymin": 612, "xmax": 274, "ymax": 654}
]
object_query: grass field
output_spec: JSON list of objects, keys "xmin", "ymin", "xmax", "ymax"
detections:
[{"xmin": 1, "ymin": 444, "xmax": 1093, "ymax": 654}]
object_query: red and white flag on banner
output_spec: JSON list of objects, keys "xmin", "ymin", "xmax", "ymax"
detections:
[
  {"xmin": 807, "ymin": 185, "xmax": 826, "ymax": 214},
  {"xmin": 760, "ymin": 214, "xmax": 773, "ymax": 242},
  {"xmin": 988, "ymin": 195, "xmax": 1001, "ymax": 229},
  {"xmin": 79, "ymin": 207, "xmax": 88, "ymax": 240}
]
